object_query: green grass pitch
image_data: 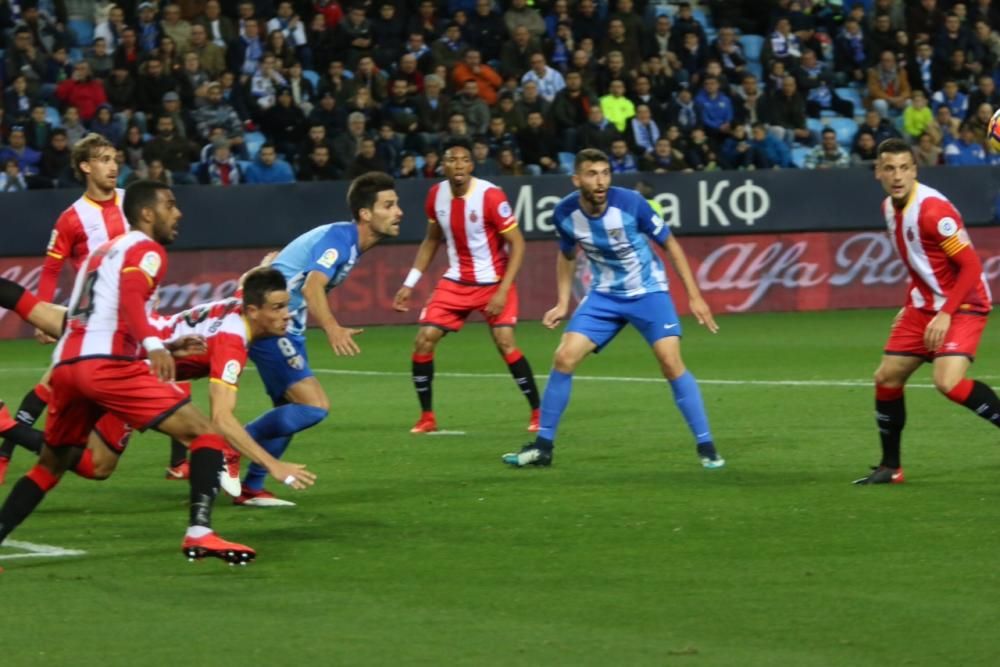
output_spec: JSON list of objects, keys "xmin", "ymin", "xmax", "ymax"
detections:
[{"xmin": 1, "ymin": 309, "xmax": 998, "ymax": 666}]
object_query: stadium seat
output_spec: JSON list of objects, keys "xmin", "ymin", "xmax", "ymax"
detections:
[
  {"xmin": 827, "ymin": 117, "xmax": 859, "ymax": 146},
  {"xmin": 244, "ymin": 131, "xmax": 265, "ymax": 158},
  {"xmin": 746, "ymin": 61, "xmax": 763, "ymax": 80},
  {"xmin": 739, "ymin": 34, "xmax": 766, "ymax": 62},
  {"xmin": 68, "ymin": 19, "xmax": 95, "ymax": 48},
  {"xmin": 820, "ymin": 109, "xmax": 839, "ymax": 118},
  {"xmin": 692, "ymin": 9, "xmax": 713, "ymax": 30},
  {"xmin": 415, "ymin": 155, "xmax": 426, "ymax": 169},
  {"xmin": 653, "ymin": 4, "xmax": 674, "ymax": 19},
  {"xmin": 835, "ymin": 86, "xmax": 864, "ymax": 114},
  {"xmin": 237, "ymin": 160, "xmax": 253, "ymax": 173},
  {"xmin": 791, "ymin": 146, "xmax": 811, "ymax": 168},
  {"xmin": 806, "ymin": 118, "xmax": 824, "ymax": 137},
  {"xmin": 302, "ymin": 69, "xmax": 320, "ymax": 88},
  {"xmin": 45, "ymin": 106, "xmax": 62, "ymax": 127},
  {"xmin": 558, "ymin": 151, "xmax": 575, "ymax": 173},
  {"xmin": 69, "ymin": 48, "xmax": 84, "ymax": 62}
]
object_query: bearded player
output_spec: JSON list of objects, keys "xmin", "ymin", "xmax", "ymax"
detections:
[{"xmin": 855, "ymin": 138, "xmax": 999, "ymax": 484}]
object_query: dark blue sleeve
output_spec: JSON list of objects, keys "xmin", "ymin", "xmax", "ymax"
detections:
[
  {"xmin": 306, "ymin": 228, "xmax": 352, "ymax": 280},
  {"xmin": 635, "ymin": 194, "xmax": 670, "ymax": 245}
]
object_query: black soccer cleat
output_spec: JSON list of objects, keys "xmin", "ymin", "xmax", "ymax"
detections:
[
  {"xmin": 502, "ymin": 444, "xmax": 553, "ymax": 467},
  {"xmin": 852, "ymin": 466, "xmax": 905, "ymax": 485}
]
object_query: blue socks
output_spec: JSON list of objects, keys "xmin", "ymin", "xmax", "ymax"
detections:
[
  {"xmin": 243, "ymin": 404, "xmax": 328, "ymax": 491},
  {"xmin": 668, "ymin": 371, "xmax": 713, "ymax": 445},
  {"xmin": 536, "ymin": 370, "xmax": 573, "ymax": 447}
]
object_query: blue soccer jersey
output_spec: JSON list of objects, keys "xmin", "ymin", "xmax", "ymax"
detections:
[
  {"xmin": 552, "ymin": 187, "xmax": 671, "ymax": 297},
  {"xmin": 271, "ymin": 222, "xmax": 360, "ymax": 335}
]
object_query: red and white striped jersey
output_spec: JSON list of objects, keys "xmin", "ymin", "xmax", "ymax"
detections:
[
  {"xmin": 155, "ymin": 297, "xmax": 250, "ymax": 389},
  {"xmin": 882, "ymin": 182, "xmax": 992, "ymax": 313},
  {"xmin": 54, "ymin": 231, "xmax": 168, "ymax": 364},
  {"xmin": 425, "ymin": 178, "xmax": 518, "ymax": 285},
  {"xmin": 39, "ymin": 189, "xmax": 127, "ymax": 301}
]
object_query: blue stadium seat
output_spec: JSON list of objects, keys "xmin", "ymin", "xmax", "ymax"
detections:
[
  {"xmin": 692, "ymin": 9, "xmax": 713, "ymax": 30},
  {"xmin": 835, "ymin": 87, "xmax": 864, "ymax": 114},
  {"xmin": 302, "ymin": 69, "xmax": 320, "ymax": 88},
  {"xmin": 653, "ymin": 4, "xmax": 674, "ymax": 19},
  {"xmin": 806, "ymin": 118, "xmax": 824, "ymax": 137},
  {"xmin": 791, "ymin": 146, "xmax": 811, "ymax": 168},
  {"xmin": 342, "ymin": 70, "xmax": 354, "ymax": 80},
  {"xmin": 820, "ymin": 109, "xmax": 839, "ymax": 118},
  {"xmin": 827, "ymin": 117, "xmax": 859, "ymax": 146},
  {"xmin": 45, "ymin": 106, "xmax": 62, "ymax": 127},
  {"xmin": 238, "ymin": 160, "xmax": 253, "ymax": 173},
  {"xmin": 415, "ymin": 155, "xmax": 426, "ymax": 170},
  {"xmin": 739, "ymin": 34, "xmax": 766, "ymax": 62},
  {"xmin": 69, "ymin": 48, "xmax": 84, "ymax": 62},
  {"xmin": 558, "ymin": 151, "xmax": 575, "ymax": 173},
  {"xmin": 68, "ymin": 19, "xmax": 95, "ymax": 48},
  {"xmin": 244, "ymin": 131, "xmax": 265, "ymax": 158},
  {"xmin": 745, "ymin": 61, "xmax": 763, "ymax": 80}
]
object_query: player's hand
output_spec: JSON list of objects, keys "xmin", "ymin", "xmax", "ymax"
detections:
[
  {"xmin": 393, "ymin": 286, "xmax": 412, "ymax": 312},
  {"xmin": 484, "ymin": 288, "xmax": 508, "ymax": 316},
  {"xmin": 259, "ymin": 250, "xmax": 279, "ymax": 267},
  {"xmin": 542, "ymin": 303, "xmax": 569, "ymax": 329},
  {"xmin": 166, "ymin": 335, "xmax": 207, "ymax": 358},
  {"xmin": 924, "ymin": 311, "xmax": 951, "ymax": 352},
  {"xmin": 33, "ymin": 328, "xmax": 57, "ymax": 345},
  {"xmin": 268, "ymin": 460, "xmax": 316, "ymax": 490},
  {"xmin": 325, "ymin": 324, "xmax": 363, "ymax": 356},
  {"xmin": 690, "ymin": 296, "xmax": 719, "ymax": 333},
  {"xmin": 148, "ymin": 348, "xmax": 176, "ymax": 382}
]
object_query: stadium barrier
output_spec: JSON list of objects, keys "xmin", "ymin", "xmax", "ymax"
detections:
[{"xmin": 4, "ymin": 227, "xmax": 1000, "ymax": 339}]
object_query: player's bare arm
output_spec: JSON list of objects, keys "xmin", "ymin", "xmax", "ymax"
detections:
[
  {"xmin": 543, "ymin": 249, "xmax": 577, "ymax": 329},
  {"xmin": 166, "ymin": 335, "xmax": 208, "ymax": 358},
  {"xmin": 208, "ymin": 382, "xmax": 316, "ymax": 489},
  {"xmin": 393, "ymin": 220, "xmax": 444, "ymax": 312},
  {"xmin": 663, "ymin": 235, "xmax": 719, "ymax": 333},
  {"xmin": 303, "ymin": 269, "xmax": 362, "ymax": 356},
  {"xmin": 486, "ymin": 225, "xmax": 526, "ymax": 316}
]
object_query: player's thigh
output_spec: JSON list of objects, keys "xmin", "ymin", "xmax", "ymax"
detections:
[
  {"xmin": 84, "ymin": 360, "xmax": 192, "ymax": 433},
  {"xmin": 883, "ymin": 306, "xmax": 932, "ymax": 361},
  {"xmin": 564, "ymin": 292, "xmax": 627, "ymax": 354},
  {"xmin": 650, "ymin": 336, "xmax": 686, "ymax": 380},
  {"xmin": 249, "ymin": 334, "xmax": 314, "ymax": 403},
  {"xmin": 483, "ymin": 283, "xmax": 519, "ymax": 328},
  {"xmin": 874, "ymin": 354, "xmax": 924, "ymax": 387},
  {"xmin": 552, "ymin": 332, "xmax": 598, "ymax": 373},
  {"xmin": 626, "ymin": 292, "xmax": 683, "ymax": 347},
  {"xmin": 283, "ymin": 375, "xmax": 330, "ymax": 411},
  {"xmin": 154, "ymin": 402, "xmax": 216, "ymax": 445},
  {"xmin": 44, "ymin": 364, "xmax": 102, "ymax": 447},
  {"xmin": 419, "ymin": 280, "xmax": 475, "ymax": 333},
  {"xmin": 414, "ymin": 324, "xmax": 447, "ymax": 354},
  {"xmin": 932, "ymin": 355, "xmax": 971, "ymax": 394}
]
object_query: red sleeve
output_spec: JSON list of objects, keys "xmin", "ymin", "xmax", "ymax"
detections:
[
  {"xmin": 208, "ymin": 333, "xmax": 249, "ymax": 389},
  {"xmin": 941, "ymin": 245, "xmax": 983, "ymax": 315},
  {"xmin": 483, "ymin": 186, "xmax": 517, "ymax": 233},
  {"xmin": 424, "ymin": 183, "xmax": 439, "ymax": 224},
  {"xmin": 37, "ymin": 212, "xmax": 79, "ymax": 301},
  {"xmin": 119, "ymin": 241, "xmax": 167, "ymax": 341},
  {"xmin": 919, "ymin": 197, "xmax": 971, "ymax": 257}
]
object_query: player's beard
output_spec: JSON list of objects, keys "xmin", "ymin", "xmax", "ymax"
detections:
[{"xmin": 581, "ymin": 186, "xmax": 607, "ymax": 210}]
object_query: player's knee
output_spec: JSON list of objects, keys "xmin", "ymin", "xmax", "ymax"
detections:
[
  {"xmin": 494, "ymin": 338, "xmax": 517, "ymax": 357},
  {"xmin": 660, "ymin": 359, "xmax": 687, "ymax": 380},
  {"xmin": 413, "ymin": 333, "xmax": 438, "ymax": 355},
  {"xmin": 933, "ymin": 370, "xmax": 963, "ymax": 395},
  {"xmin": 873, "ymin": 367, "xmax": 904, "ymax": 388},
  {"xmin": 552, "ymin": 347, "xmax": 581, "ymax": 373}
]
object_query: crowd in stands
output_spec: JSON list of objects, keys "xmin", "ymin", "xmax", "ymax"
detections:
[{"xmin": 2, "ymin": 0, "xmax": 1000, "ymax": 190}]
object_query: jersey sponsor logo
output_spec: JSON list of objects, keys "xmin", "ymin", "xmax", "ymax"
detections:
[
  {"xmin": 938, "ymin": 217, "xmax": 959, "ymax": 237},
  {"xmin": 139, "ymin": 250, "xmax": 161, "ymax": 278},
  {"xmin": 498, "ymin": 201, "xmax": 512, "ymax": 219},
  {"xmin": 287, "ymin": 354, "xmax": 305, "ymax": 370},
  {"xmin": 221, "ymin": 359, "xmax": 241, "ymax": 384},
  {"xmin": 317, "ymin": 248, "xmax": 339, "ymax": 269},
  {"xmin": 47, "ymin": 229, "xmax": 59, "ymax": 251}
]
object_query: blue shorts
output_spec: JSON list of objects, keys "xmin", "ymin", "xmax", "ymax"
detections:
[
  {"xmin": 566, "ymin": 291, "xmax": 681, "ymax": 351},
  {"xmin": 248, "ymin": 333, "xmax": 313, "ymax": 402}
]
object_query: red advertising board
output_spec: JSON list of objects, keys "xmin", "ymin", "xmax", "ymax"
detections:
[{"xmin": 3, "ymin": 229, "xmax": 999, "ymax": 339}]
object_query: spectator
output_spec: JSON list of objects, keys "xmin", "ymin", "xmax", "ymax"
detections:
[
  {"xmin": 867, "ymin": 13, "xmax": 897, "ymax": 61},
  {"xmin": 193, "ymin": 81, "xmax": 244, "ymax": 146},
  {"xmin": 267, "ymin": 1, "xmax": 309, "ymax": 66},
  {"xmin": 805, "ymin": 128, "xmax": 850, "ymax": 169},
  {"xmin": 346, "ymin": 136, "xmax": 387, "ymax": 178},
  {"xmin": 332, "ymin": 111, "xmax": 369, "ymax": 174},
  {"xmin": 90, "ymin": 104, "xmax": 124, "ymax": 145},
  {"xmin": 395, "ymin": 151, "xmax": 419, "ymax": 179},
  {"xmin": 308, "ymin": 90, "xmax": 347, "ymax": 134},
  {"xmin": 493, "ymin": 90, "xmax": 526, "ymax": 134},
  {"xmin": 934, "ymin": 13, "xmax": 971, "ymax": 62},
  {"xmin": 335, "ymin": 4, "xmax": 373, "ymax": 66},
  {"xmin": 298, "ymin": 144, "xmax": 338, "ymax": 181},
  {"xmin": 467, "ymin": 0, "xmax": 506, "ymax": 63},
  {"xmin": 381, "ymin": 77, "xmax": 419, "ymax": 139},
  {"xmin": 404, "ymin": 32, "xmax": 434, "ymax": 73},
  {"xmin": 471, "ymin": 136, "xmax": 500, "ymax": 177},
  {"xmin": 732, "ymin": 73, "xmax": 768, "ymax": 127},
  {"xmin": 186, "ymin": 23, "xmax": 226, "ymax": 79},
  {"xmin": 908, "ymin": 41, "xmax": 942, "ymax": 97},
  {"xmin": 515, "ymin": 80, "xmax": 549, "ymax": 120},
  {"xmin": 915, "ymin": 131, "xmax": 944, "ymax": 166},
  {"xmin": 609, "ymin": 0, "xmax": 643, "ymax": 42},
  {"xmin": 95, "ymin": 4, "xmax": 128, "ymax": 51},
  {"xmin": 496, "ymin": 145, "xmax": 525, "ymax": 176},
  {"xmin": 500, "ymin": 25, "xmax": 537, "ymax": 80},
  {"xmin": 796, "ymin": 49, "xmax": 854, "ymax": 119},
  {"xmin": 0, "ymin": 160, "xmax": 29, "ymax": 192},
  {"xmin": 4, "ymin": 75, "xmax": 36, "ymax": 125},
  {"xmin": 55, "ymin": 61, "xmax": 108, "ymax": 122},
  {"xmin": 967, "ymin": 74, "xmax": 1000, "ymax": 118},
  {"xmin": 551, "ymin": 70, "xmax": 597, "ymax": 152},
  {"xmin": 113, "ymin": 27, "xmax": 142, "ymax": 75},
  {"xmin": 449, "ymin": 79, "xmax": 490, "ymax": 135},
  {"xmin": 61, "ymin": 106, "xmax": 88, "ymax": 144},
  {"xmin": 136, "ymin": 2, "xmax": 161, "ymax": 53},
  {"xmin": 694, "ymin": 75, "xmax": 734, "ymax": 143},
  {"xmin": 195, "ymin": 0, "xmax": 238, "ymax": 49},
  {"xmin": 710, "ymin": 27, "xmax": 747, "ymax": 82},
  {"xmin": 161, "ymin": 90, "xmax": 194, "ymax": 140},
  {"xmin": 685, "ymin": 127, "xmax": 718, "ymax": 170},
  {"xmin": 40, "ymin": 129, "xmax": 73, "ymax": 186},
  {"xmin": 969, "ymin": 18, "xmax": 1000, "ymax": 71},
  {"xmin": 521, "ymin": 52, "xmax": 566, "ymax": 104},
  {"xmin": 43, "ymin": 45, "xmax": 75, "ymax": 91},
  {"xmin": 4, "ymin": 28, "xmax": 47, "ymax": 96},
  {"xmin": 143, "ymin": 113, "xmax": 198, "ymax": 184},
  {"xmin": 902, "ymin": 90, "xmax": 937, "ymax": 142},
  {"xmin": 265, "ymin": 29, "xmax": 297, "ymax": 72},
  {"xmin": 851, "ymin": 130, "xmax": 879, "ymax": 168},
  {"xmin": 601, "ymin": 18, "xmax": 643, "ymax": 76},
  {"xmin": 968, "ymin": 102, "xmax": 994, "ymax": 145},
  {"xmin": 944, "ymin": 122, "xmax": 988, "ymax": 165},
  {"xmin": 421, "ymin": 149, "xmax": 442, "ymax": 178},
  {"xmin": 229, "ymin": 17, "xmax": 263, "ymax": 80},
  {"xmin": 346, "ymin": 86, "xmax": 382, "ymax": 126},
  {"xmin": 749, "ymin": 122, "xmax": 792, "ymax": 168},
  {"xmin": 517, "ymin": 110, "xmax": 560, "ymax": 174},
  {"xmin": 504, "ymin": 0, "xmax": 545, "ymax": 39},
  {"xmin": 431, "ymin": 22, "xmax": 465, "ymax": 72},
  {"xmin": 244, "ymin": 142, "xmax": 295, "ymax": 183},
  {"xmin": 855, "ymin": 108, "xmax": 902, "ymax": 148},
  {"xmin": 250, "ymin": 53, "xmax": 288, "ymax": 111},
  {"xmin": 87, "ymin": 38, "xmax": 114, "ymax": 80},
  {"xmin": 485, "ymin": 115, "xmax": 516, "ymax": 157},
  {"xmin": 941, "ymin": 48, "xmax": 976, "ymax": 93},
  {"xmin": 451, "ymin": 48, "xmax": 502, "ymax": 106},
  {"xmin": 146, "ymin": 158, "xmax": 175, "ymax": 186},
  {"xmin": 608, "ymin": 137, "xmax": 638, "ymax": 174},
  {"xmin": 177, "ymin": 51, "xmax": 210, "ymax": 109},
  {"xmin": 375, "ymin": 121, "xmax": 403, "ymax": 171},
  {"xmin": 624, "ymin": 103, "xmax": 661, "ymax": 159},
  {"xmin": 395, "ymin": 53, "xmax": 425, "ymax": 96},
  {"xmin": 867, "ymin": 50, "xmax": 911, "ymax": 118},
  {"xmin": 641, "ymin": 137, "xmax": 689, "ymax": 172},
  {"xmin": 371, "ymin": 2, "xmax": 406, "ymax": 68},
  {"xmin": 834, "ymin": 17, "xmax": 867, "ymax": 83},
  {"xmin": 720, "ymin": 123, "xmax": 755, "ymax": 170},
  {"xmin": 161, "ymin": 4, "xmax": 192, "ymax": 53},
  {"xmin": 0, "ymin": 126, "xmax": 42, "ymax": 178},
  {"xmin": 120, "ymin": 124, "xmax": 147, "ymax": 172},
  {"xmin": 931, "ymin": 78, "xmax": 968, "ymax": 120},
  {"xmin": 665, "ymin": 87, "xmax": 700, "ymax": 133},
  {"xmin": 198, "ymin": 138, "xmax": 243, "ymax": 185},
  {"xmin": 308, "ymin": 14, "xmax": 337, "ymax": 73},
  {"xmin": 24, "ymin": 104, "xmax": 52, "ymax": 151},
  {"xmin": 599, "ymin": 79, "xmax": 635, "ymax": 133},
  {"xmin": 577, "ymin": 105, "xmax": 620, "ymax": 153},
  {"xmin": 935, "ymin": 104, "xmax": 961, "ymax": 145},
  {"xmin": 350, "ymin": 56, "xmax": 387, "ymax": 103},
  {"xmin": 409, "ymin": 0, "xmax": 445, "ymax": 43},
  {"xmin": 768, "ymin": 75, "xmax": 812, "ymax": 145},
  {"xmin": 285, "ymin": 61, "xmax": 315, "ymax": 115},
  {"xmin": 136, "ymin": 57, "xmax": 178, "ymax": 115},
  {"xmin": 262, "ymin": 88, "xmax": 306, "ymax": 159}
]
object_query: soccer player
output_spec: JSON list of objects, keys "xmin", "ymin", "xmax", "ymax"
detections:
[
  {"xmin": 392, "ymin": 137, "xmax": 541, "ymax": 434},
  {"xmin": 502, "ymin": 148, "xmax": 724, "ymax": 469},
  {"xmin": 854, "ymin": 138, "xmax": 1000, "ymax": 484},
  {"xmin": 0, "ymin": 133, "xmax": 143, "ymax": 482},
  {"xmin": 0, "ymin": 181, "xmax": 316, "ymax": 564},
  {"xmin": 241, "ymin": 171, "xmax": 402, "ymax": 504}
]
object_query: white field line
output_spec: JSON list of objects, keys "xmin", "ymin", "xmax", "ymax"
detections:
[
  {"xmin": 0, "ymin": 539, "xmax": 87, "ymax": 561},
  {"xmin": 0, "ymin": 366, "xmax": 986, "ymax": 390}
]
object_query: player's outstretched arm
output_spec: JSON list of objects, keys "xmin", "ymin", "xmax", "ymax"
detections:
[
  {"xmin": 0, "ymin": 278, "xmax": 66, "ymax": 338},
  {"xmin": 394, "ymin": 221, "xmax": 444, "ymax": 312},
  {"xmin": 663, "ymin": 235, "xmax": 719, "ymax": 333},
  {"xmin": 543, "ymin": 249, "xmax": 577, "ymax": 329},
  {"xmin": 303, "ymin": 270, "xmax": 363, "ymax": 356},
  {"xmin": 208, "ymin": 383, "xmax": 316, "ymax": 490}
]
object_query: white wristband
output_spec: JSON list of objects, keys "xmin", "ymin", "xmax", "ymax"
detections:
[
  {"xmin": 403, "ymin": 268, "xmax": 422, "ymax": 289},
  {"xmin": 143, "ymin": 337, "xmax": 166, "ymax": 353}
]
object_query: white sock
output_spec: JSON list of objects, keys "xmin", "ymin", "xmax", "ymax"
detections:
[{"xmin": 185, "ymin": 526, "xmax": 212, "ymax": 539}]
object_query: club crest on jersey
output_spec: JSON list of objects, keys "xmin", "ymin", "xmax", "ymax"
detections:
[
  {"xmin": 610, "ymin": 228, "xmax": 624, "ymax": 240},
  {"xmin": 139, "ymin": 251, "xmax": 161, "ymax": 278},
  {"xmin": 287, "ymin": 354, "xmax": 305, "ymax": 370},
  {"xmin": 938, "ymin": 217, "xmax": 959, "ymax": 237},
  {"xmin": 317, "ymin": 248, "xmax": 339, "ymax": 268},
  {"xmin": 470, "ymin": 210, "xmax": 478, "ymax": 223},
  {"xmin": 221, "ymin": 360, "xmax": 241, "ymax": 384},
  {"xmin": 498, "ymin": 201, "xmax": 512, "ymax": 219}
]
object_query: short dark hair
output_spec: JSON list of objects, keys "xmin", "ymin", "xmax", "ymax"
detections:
[
  {"xmin": 242, "ymin": 267, "xmax": 287, "ymax": 308},
  {"xmin": 876, "ymin": 137, "xmax": 914, "ymax": 159},
  {"xmin": 575, "ymin": 148, "xmax": 610, "ymax": 172},
  {"xmin": 124, "ymin": 179, "xmax": 171, "ymax": 228},
  {"xmin": 821, "ymin": 127, "xmax": 836, "ymax": 136},
  {"xmin": 347, "ymin": 171, "xmax": 396, "ymax": 219},
  {"xmin": 442, "ymin": 135, "xmax": 473, "ymax": 156}
]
